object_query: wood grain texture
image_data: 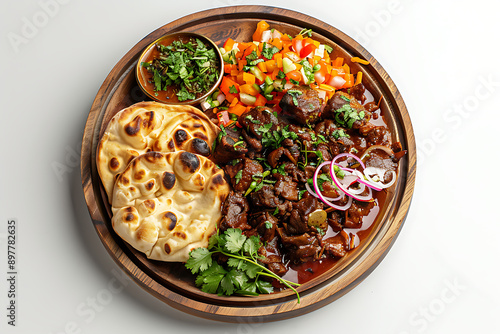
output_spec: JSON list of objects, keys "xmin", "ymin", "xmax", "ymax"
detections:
[{"xmin": 80, "ymin": 5, "xmax": 416, "ymax": 322}]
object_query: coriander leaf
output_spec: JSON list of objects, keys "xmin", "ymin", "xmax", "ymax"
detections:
[
  {"xmin": 244, "ymin": 262, "xmax": 262, "ymax": 279},
  {"xmin": 220, "ymin": 274, "xmax": 236, "ymax": 295},
  {"xmin": 208, "ymin": 233, "xmax": 220, "ymax": 249},
  {"xmin": 256, "ymin": 280, "xmax": 274, "ymax": 294},
  {"xmin": 185, "ymin": 248, "xmax": 212, "ymax": 274},
  {"xmin": 243, "ymin": 235, "xmax": 261, "ymax": 256},
  {"xmin": 229, "ymin": 85, "xmax": 238, "ymax": 94},
  {"xmin": 277, "ymin": 70, "xmax": 286, "ymax": 79},
  {"xmin": 262, "ymin": 45, "xmax": 280, "ymax": 60},
  {"xmin": 236, "ymin": 281, "xmax": 259, "ymax": 296},
  {"xmin": 227, "ymin": 257, "xmax": 246, "ymax": 270},
  {"xmin": 200, "ymin": 273, "xmax": 224, "ymax": 294},
  {"xmin": 227, "ymin": 269, "xmax": 248, "ymax": 290},
  {"xmin": 298, "ymin": 189, "xmax": 307, "ymax": 200},
  {"xmin": 224, "ymin": 228, "xmax": 247, "ymax": 253}
]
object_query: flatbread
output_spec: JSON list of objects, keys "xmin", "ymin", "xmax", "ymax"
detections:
[
  {"xmin": 111, "ymin": 151, "xmax": 229, "ymax": 262},
  {"xmin": 97, "ymin": 101, "xmax": 218, "ymax": 202}
]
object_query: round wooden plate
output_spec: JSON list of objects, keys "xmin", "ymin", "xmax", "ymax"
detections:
[{"xmin": 81, "ymin": 5, "xmax": 416, "ymax": 322}]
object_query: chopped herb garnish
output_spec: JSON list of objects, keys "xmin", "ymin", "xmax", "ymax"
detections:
[
  {"xmin": 298, "ymin": 189, "xmax": 308, "ymax": 200},
  {"xmin": 340, "ymin": 95, "xmax": 351, "ymax": 102},
  {"xmin": 229, "ymin": 85, "xmax": 238, "ymax": 94},
  {"xmin": 332, "ymin": 129, "xmax": 350, "ymax": 139},
  {"xmin": 142, "ymin": 37, "xmax": 220, "ymax": 101},
  {"xmin": 261, "ymin": 44, "xmax": 280, "ymax": 60},
  {"xmin": 233, "ymin": 141, "xmax": 245, "ymax": 148},
  {"xmin": 277, "ymin": 70, "xmax": 286, "ymax": 79},
  {"xmin": 265, "ymin": 221, "xmax": 273, "ymax": 229},
  {"xmin": 272, "ymin": 207, "xmax": 279, "ymax": 215},
  {"xmin": 324, "ymin": 45, "xmax": 333, "ymax": 53},
  {"xmin": 186, "ymin": 228, "xmax": 300, "ymax": 300},
  {"xmin": 290, "ymin": 79, "xmax": 300, "ymax": 85},
  {"xmin": 287, "ymin": 90, "xmax": 303, "ymax": 107},
  {"xmin": 299, "ymin": 28, "xmax": 313, "ymax": 37},
  {"xmin": 234, "ymin": 170, "xmax": 243, "ymax": 184}
]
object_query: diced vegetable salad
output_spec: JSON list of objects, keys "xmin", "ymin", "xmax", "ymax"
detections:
[{"xmin": 202, "ymin": 20, "xmax": 367, "ymax": 126}]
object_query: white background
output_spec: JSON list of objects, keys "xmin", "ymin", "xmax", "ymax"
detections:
[{"xmin": 1, "ymin": 0, "xmax": 499, "ymax": 333}]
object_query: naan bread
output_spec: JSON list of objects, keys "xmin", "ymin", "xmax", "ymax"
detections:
[
  {"xmin": 97, "ymin": 101, "xmax": 218, "ymax": 202},
  {"xmin": 111, "ymin": 151, "xmax": 229, "ymax": 262}
]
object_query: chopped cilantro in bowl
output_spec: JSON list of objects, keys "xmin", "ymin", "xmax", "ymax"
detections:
[{"xmin": 136, "ymin": 32, "xmax": 223, "ymax": 105}]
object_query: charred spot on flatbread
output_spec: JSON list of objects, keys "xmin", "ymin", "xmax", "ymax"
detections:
[
  {"xmin": 162, "ymin": 212, "xmax": 177, "ymax": 231},
  {"xmin": 174, "ymin": 129, "xmax": 188, "ymax": 146},
  {"xmin": 162, "ymin": 172, "xmax": 176, "ymax": 190},
  {"xmin": 190, "ymin": 138, "xmax": 210, "ymax": 156},
  {"xmin": 179, "ymin": 152, "xmax": 200, "ymax": 174}
]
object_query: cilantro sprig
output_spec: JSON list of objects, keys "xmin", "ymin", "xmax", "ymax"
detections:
[{"xmin": 186, "ymin": 228, "xmax": 301, "ymax": 302}]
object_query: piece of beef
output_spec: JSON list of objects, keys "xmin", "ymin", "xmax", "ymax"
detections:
[
  {"xmin": 249, "ymin": 211, "xmax": 278, "ymax": 243},
  {"xmin": 349, "ymin": 83, "xmax": 367, "ymax": 104},
  {"xmin": 346, "ymin": 200, "xmax": 375, "ymax": 228},
  {"xmin": 279, "ymin": 85, "xmax": 322, "ymax": 125},
  {"xmin": 224, "ymin": 158, "xmax": 263, "ymax": 193},
  {"xmin": 219, "ymin": 191, "xmax": 251, "ymax": 231},
  {"xmin": 323, "ymin": 234, "xmax": 348, "ymax": 258},
  {"xmin": 285, "ymin": 192, "xmax": 322, "ymax": 235},
  {"xmin": 238, "ymin": 106, "xmax": 279, "ymax": 140},
  {"xmin": 322, "ymin": 91, "xmax": 371, "ymax": 130},
  {"xmin": 258, "ymin": 237, "xmax": 287, "ymax": 276},
  {"xmin": 365, "ymin": 126, "xmax": 391, "ymax": 147},
  {"xmin": 249, "ymin": 185, "xmax": 281, "ymax": 208},
  {"xmin": 267, "ymin": 147, "xmax": 297, "ymax": 168},
  {"xmin": 278, "ymin": 229, "xmax": 321, "ymax": 263},
  {"xmin": 274, "ymin": 174, "xmax": 298, "ymax": 201},
  {"xmin": 212, "ymin": 127, "xmax": 248, "ymax": 163},
  {"xmin": 283, "ymin": 162, "xmax": 307, "ymax": 183}
]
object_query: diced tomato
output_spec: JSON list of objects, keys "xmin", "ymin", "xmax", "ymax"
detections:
[
  {"xmin": 300, "ymin": 43, "xmax": 316, "ymax": 58},
  {"xmin": 254, "ymin": 94, "xmax": 267, "ymax": 107}
]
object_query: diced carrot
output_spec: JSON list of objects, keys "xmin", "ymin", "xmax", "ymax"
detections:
[
  {"xmin": 224, "ymin": 64, "xmax": 236, "ymax": 73},
  {"xmin": 240, "ymin": 84, "xmax": 260, "ymax": 96},
  {"xmin": 252, "ymin": 20, "xmax": 270, "ymax": 41},
  {"xmin": 270, "ymin": 68, "xmax": 280, "ymax": 80},
  {"xmin": 225, "ymin": 92, "xmax": 238, "ymax": 103},
  {"xmin": 223, "ymin": 38, "xmax": 236, "ymax": 52},
  {"xmin": 257, "ymin": 61, "xmax": 267, "ymax": 73},
  {"xmin": 230, "ymin": 69, "xmax": 239, "ymax": 77},
  {"xmin": 265, "ymin": 59, "xmax": 277, "ymax": 72},
  {"xmin": 281, "ymin": 34, "xmax": 291, "ymax": 42},
  {"xmin": 274, "ymin": 53, "xmax": 283, "ymax": 68},
  {"xmin": 319, "ymin": 83, "xmax": 335, "ymax": 91},
  {"xmin": 270, "ymin": 38, "xmax": 283, "ymax": 50},
  {"xmin": 220, "ymin": 77, "xmax": 239, "ymax": 97},
  {"xmin": 243, "ymin": 44, "xmax": 257, "ymax": 58},
  {"xmin": 286, "ymin": 70, "xmax": 302, "ymax": 82},
  {"xmin": 236, "ymin": 73, "xmax": 245, "ymax": 85},
  {"xmin": 238, "ymin": 59, "xmax": 247, "ymax": 72},
  {"xmin": 242, "ymin": 72, "xmax": 256, "ymax": 85},
  {"xmin": 351, "ymin": 57, "xmax": 370, "ymax": 65},
  {"xmin": 229, "ymin": 97, "xmax": 239, "ymax": 107},
  {"xmin": 228, "ymin": 103, "xmax": 247, "ymax": 116},
  {"xmin": 355, "ymin": 71, "xmax": 363, "ymax": 85},
  {"xmin": 342, "ymin": 74, "xmax": 354, "ymax": 88},
  {"xmin": 332, "ymin": 57, "xmax": 344, "ymax": 67},
  {"xmin": 342, "ymin": 64, "xmax": 350, "ymax": 75}
]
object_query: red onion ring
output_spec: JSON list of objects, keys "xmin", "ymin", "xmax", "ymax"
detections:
[
  {"xmin": 313, "ymin": 162, "xmax": 353, "ymax": 211},
  {"xmin": 332, "ymin": 153, "xmax": 366, "ymax": 169},
  {"xmin": 305, "ymin": 182, "xmax": 342, "ymax": 201},
  {"xmin": 330, "ymin": 164, "xmax": 372, "ymax": 202}
]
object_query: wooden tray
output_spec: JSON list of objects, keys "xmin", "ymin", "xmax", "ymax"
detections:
[{"xmin": 80, "ymin": 5, "xmax": 416, "ymax": 322}]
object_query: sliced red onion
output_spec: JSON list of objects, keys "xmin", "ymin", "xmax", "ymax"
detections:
[
  {"xmin": 360, "ymin": 145, "xmax": 395, "ymax": 161},
  {"xmin": 363, "ymin": 167, "xmax": 396, "ymax": 189},
  {"xmin": 313, "ymin": 162, "xmax": 353, "ymax": 211},
  {"xmin": 305, "ymin": 182, "xmax": 342, "ymax": 201},
  {"xmin": 332, "ymin": 153, "xmax": 366, "ymax": 169},
  {"xmin": 330, "ymin": 164, "xmax": 372, "ymax": 202}
]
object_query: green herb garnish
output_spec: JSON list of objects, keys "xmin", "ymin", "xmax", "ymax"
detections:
[
  {"xmin": 142, "ymin": 37, "xmax": 220, "ymax": 101},
  {"xmin": 186, "ymin": 229, "xmax": 301, "ymax": 301}
]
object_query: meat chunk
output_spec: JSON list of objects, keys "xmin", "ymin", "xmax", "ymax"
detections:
[
  {"xmin": 274, "ymin": 174, "xmax": 298, "ymax": 201},
  {"xmin": 323, "ymin": 234, "xmax": 348, "ymax": 258},
  {"xmin": 249, "ymin": 211, "xmax": 278, "ymax": 243},
  {"xmin": 279, "ymin": 85, "xmax": 322, "ymax": 125},
  {"xmin": 285, "ymin": 192, "xmax": 322, "ymax": 235},
  {"xmin": 238, "ymin": 106, "xmax": 279, "ymax": 140},
  {"xmin": 322, "ymin": 91, "xmax": 371, "ymax": 130},
  {"xmin": 267, "ymin": 147, "xmax": 297, "ymax": 168},
  {"xmin": 224, "ymin": 158, "xmax": 263, "ymax": 193},
  {"xmin": 219, "ymin": 191, "xmax": 251, "ymax": 231},
  {"xmin": 259, "ymin": 237, "xmax": 287, "ymax": 276},
  {"xmin": 346, "ymin": 200, "xmax": 375, "ymax": 228},
  {"xmin": 349, "ymin": 83, "xmax": 367, "ymax": 104},
  {"xmin": 278, "ymin": 229, "xmax": 321, "ymax": 263},
  {"xmin": 212, "ymin": 127, "xmax": 247, "ymax": 163},
  {"xmin": 249, "ymin": 185, "xmax": 281, "ymax": 208},
  {"xmin": 365, "ymin": 126, "xmax": 391, "ymax": 147}
]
